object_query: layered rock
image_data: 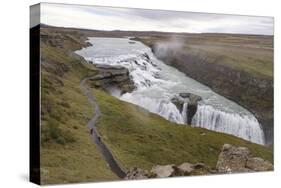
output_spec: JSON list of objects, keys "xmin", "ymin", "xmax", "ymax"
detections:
[{"xmin": 89, "ymin": 64, "xmax": 135, "ymax": 94}]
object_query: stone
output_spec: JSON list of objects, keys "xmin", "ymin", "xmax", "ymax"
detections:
[
  {"xmin": 221, "ymin": 143, "xmax": 232, "ymax": 151},
  {"xmin": 124, "ymin": 167, "xmax": 149, "ymax": 180},
  {"xmin": 151, "ymin": 165, "xmax": 176, "ymax": 178},
  {"xmin": 216, "ymin": 144, "xmax": 251, "ymax": 173},
  {"xmin": 246, "ymin": 157, "xmax": 273, "ymax": 171},
  {"xmin": 177, "ymin": 162, "xmax": 194, "ymax": 175},
  {"xmin": 192, "ymin": 163, "xmax": 205, "ymax": 169}
]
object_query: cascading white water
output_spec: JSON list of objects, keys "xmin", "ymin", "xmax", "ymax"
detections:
[
  {"xmin": 181, "ymin": 103, "xmax": 188, "ymax": 124},
  {"xmin": 191, "ymin": 104, "xmax": 264, "ymax": 144},
  {"xmin": 76, "ymin": 37, "xmax": 265, "ymax": 145}
]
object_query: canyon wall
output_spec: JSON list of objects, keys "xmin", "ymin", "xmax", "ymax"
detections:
[{"xmin": 150, "ymin": 44, "xmax": 273, "ymax": 145}]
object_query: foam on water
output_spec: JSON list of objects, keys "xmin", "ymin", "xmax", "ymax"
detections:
[{"xmin": 76, "ymin": 37, "xmax": 265, "ymax": 145}]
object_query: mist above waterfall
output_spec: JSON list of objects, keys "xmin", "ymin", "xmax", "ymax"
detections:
[{"xmin": 152, "ymin": 36, "xmax": 184, "ymax": 58}]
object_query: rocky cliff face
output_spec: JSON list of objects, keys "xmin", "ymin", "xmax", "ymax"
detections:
[
  {"xmin": 88, "ymin": 64, "xmax": 135, "ymax": 94},
  {"xmin": 151, "ymin": 46, "xmax": 273, "ymax": 145}
]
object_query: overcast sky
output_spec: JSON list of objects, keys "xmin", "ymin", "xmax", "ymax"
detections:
[{"xmin": 33, "ymin": 3, "xmax": 273, "ymax": 35}]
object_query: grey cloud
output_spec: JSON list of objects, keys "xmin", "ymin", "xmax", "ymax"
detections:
[{"xmin": 40, "ymin": 3, "xmax": 274, "ymax": 35}]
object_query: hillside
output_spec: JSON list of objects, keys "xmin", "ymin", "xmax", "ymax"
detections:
[
  {"xmin": 40, "ymin": 27, "xmax": 118, "ymax": 184},
  {"xmin": 39, "ymin": 25, "xmax": 273, "ymax": 184}
]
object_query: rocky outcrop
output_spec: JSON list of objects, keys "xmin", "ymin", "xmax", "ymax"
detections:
[
  {"xmin": 216, "ymin": 144, "xmax": 252, "ymax": 173},
  {"xmin": 89, "ymin": 64, "xmax": 135, "ymax": 94},
  {"xmin": 124, "ymin": 144, "xmax": 273, "ymax": 179},
  {"xmin": 216, "ymin": 144, "xmax": 273, "ymax": 173},
  {"xmin": 171, "ymin": 92, "xmax": 202, "ymax": 124}
]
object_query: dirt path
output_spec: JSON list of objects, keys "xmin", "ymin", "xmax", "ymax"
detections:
[{"xmin": 80, "ymin": 77, "xmax": 126, "ymax": 178}]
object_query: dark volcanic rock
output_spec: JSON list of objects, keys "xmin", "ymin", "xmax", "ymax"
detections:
[
  {"xmin": 171, "ymin": 96, "xmax": 185, "ymax": 112},
  {"xmin": 171, "ymin": 93, "xmax": 202, "ymax": 124},
  {"xmin": 186, "ymin": 93, "xmax": 202, "ymax": 124}
]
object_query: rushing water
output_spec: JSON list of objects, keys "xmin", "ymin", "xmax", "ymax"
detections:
[{"xmin": 76, "ymin": 37, "xmax": 265, "ymax": 145}]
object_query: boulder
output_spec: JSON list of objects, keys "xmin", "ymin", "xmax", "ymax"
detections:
[
  {"xmin": 246, "ymin": 157, "xmax": 273, "ymax": 171},
  {"xmin": 151, "ymin": 165, "xmax": 177, "ymax": 178},
  {"xmin": 192, "ymin": 163, "xmax": 205, "ymax": 169},
  {"xmin": 124, "ymin": 167, "xmax": 149, "ymax": 180},
  {"xmin": 177, "ymin": 162, "xmax": 194, "ymax": 175},
  {"xmin": 216, "ymin": 144, "xmax": 273, "ymax": 173},
  {"xmin": 216, "ymin": 144, "xmax": 251, "ymax": 173}
]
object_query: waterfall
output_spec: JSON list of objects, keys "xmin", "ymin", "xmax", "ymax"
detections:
[
  {"xmin": 121, "ymin": 94, "xmax": 185, "ymax": 124},
  {"xmin": 191, "ymin": 104, "xmax": 265, "ymax": 144},
  {"xmin": 181, "ymin": 102, "xmax": 188, "ymax": 124},
  {"xmin": 76, "ymin": 37, "xmax": 266, "ymax": 145}
]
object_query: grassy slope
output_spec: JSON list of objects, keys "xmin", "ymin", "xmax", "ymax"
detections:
[
  {"xmin": 95, "ymin": 89, "xmax": 273, "ymax": 171},
  {"xmin": 40, "ymin": 29, "xmax": 118, "ymax": 184}
]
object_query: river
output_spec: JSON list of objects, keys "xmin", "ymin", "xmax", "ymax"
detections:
[{"xmin": 76, "ymin": 37, "xmax": 265, "ymax": 145}]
